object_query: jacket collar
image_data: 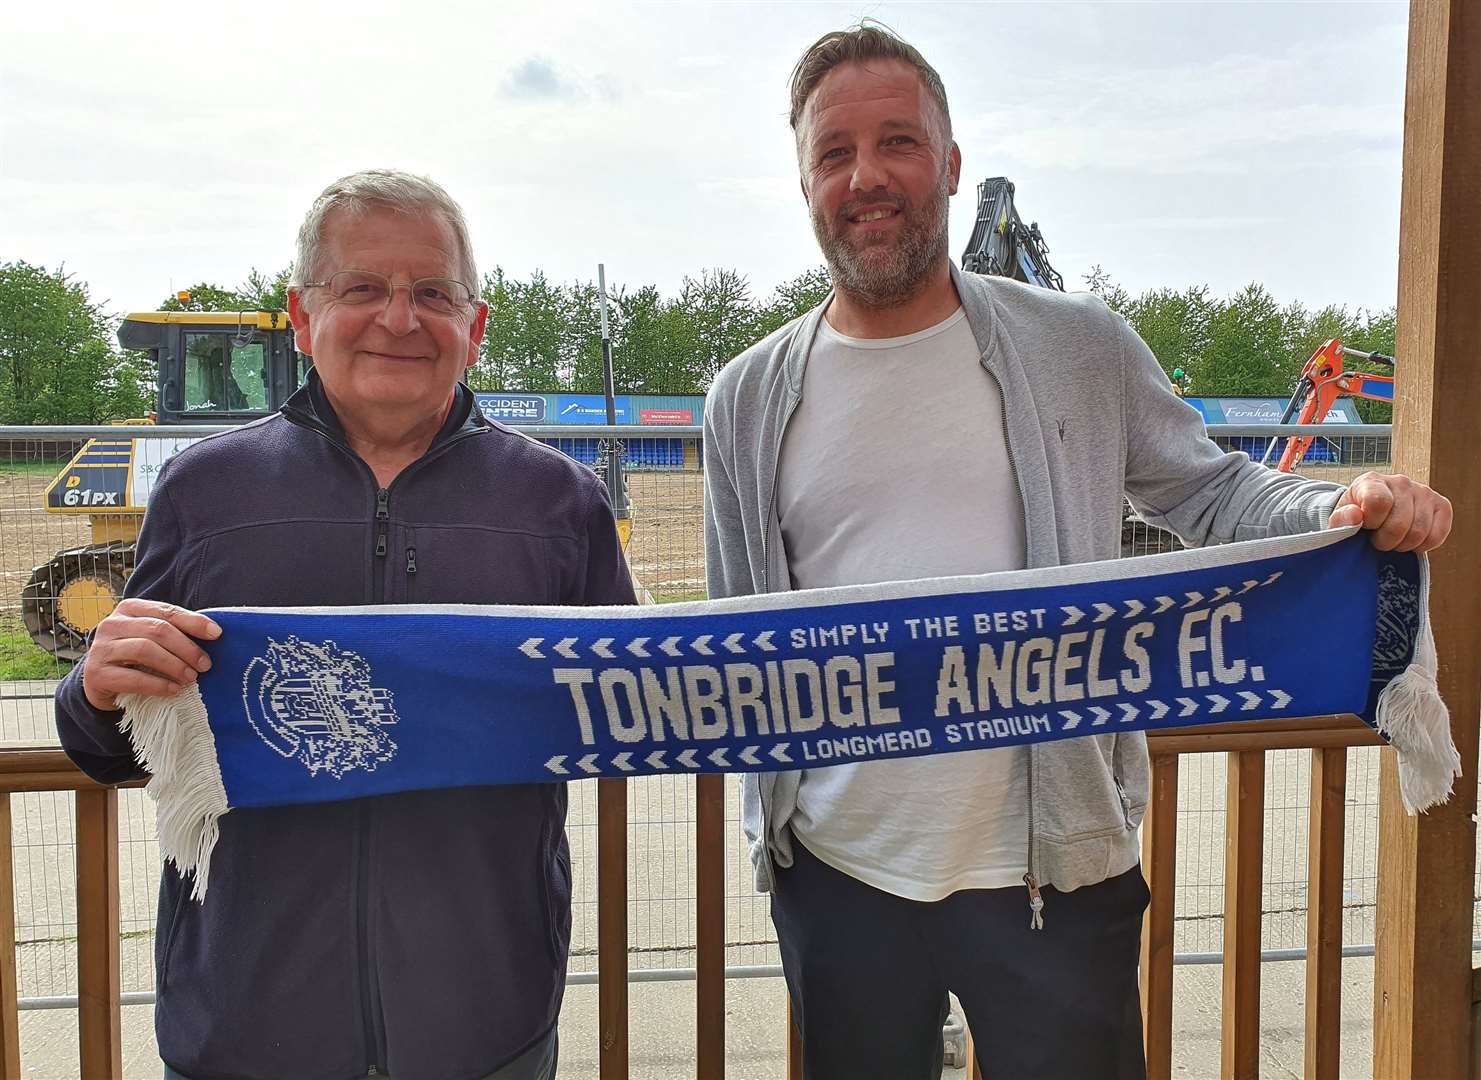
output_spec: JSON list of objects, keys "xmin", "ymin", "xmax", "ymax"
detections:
[{"xmin": 280, "ymin": 368, "xmax": 489, "ymax": 448}]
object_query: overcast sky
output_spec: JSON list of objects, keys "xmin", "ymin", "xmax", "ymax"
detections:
[{"xmin": 2, "ymin": 1, "xmax": 1410, "ymax": 321}]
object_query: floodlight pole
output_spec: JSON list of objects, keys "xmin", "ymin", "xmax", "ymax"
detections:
[{"xmin": 597, "ymin": 263, "xmax": 629, "ymax": 520}]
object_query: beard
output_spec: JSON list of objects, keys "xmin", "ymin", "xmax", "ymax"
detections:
[{"xmin": 810, "ymin": 166, "xmax": 952, "ymax": 309}]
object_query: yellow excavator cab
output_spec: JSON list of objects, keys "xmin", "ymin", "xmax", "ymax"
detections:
[{"xmin": 22, "ymin": 312, "xmax": 302, "ymax": 658}]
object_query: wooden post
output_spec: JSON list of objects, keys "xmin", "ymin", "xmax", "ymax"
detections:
[
  {"xmin": 0, "ymin": 796, "xmax": 19, "ymax": 1080},
  {"xmin": 786, "ymin": 997, "xmax": 803, "ymax": 1080},
  {"xmin": 597, "ymin": 779, "xmax": 629, "ymax": 1079},
  {"xmin": 1305, "ymin": 748, "xmax": 1347, "ymax": 1080},
  {"xmin": 1374, "ymin": 3, "xmax": 1481, "ymax": 1078},
  {"xmin": 75, "ymin": 788, "xmax": 121, "ymax": 1080},
  {"xmin": 1222, "ymin": 751, "xmax": 1264, "ymax": 1080},
  {"xmin": 695, "ymin": 775, "xmax": 725, "ymax": 1080},
  {"xmin": 1140, "ymin": 753, "xmax": 1179, "ymax": 1080}
]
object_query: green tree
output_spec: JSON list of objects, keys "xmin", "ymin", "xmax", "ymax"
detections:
[
  {"xmin": 1124, "ymin": 286, "xmax": 1215, "ymax": 387},
  {"xmin": 240, "ymin": 266, "xmax": 293, "ymax": 310},
  {"xmin": 756, "ymin": 267, "xmax": 833, "ymax": 339},
  {"xmin": 472, "ymin": 269, "xmax": 519, "ymax": 391},
  {"xmin": 106, "ymin": 348, "xmax": 158, "ymax": 419},
  {"xmin": 158, "ymin": 265, "xmax": 293, "ymax": 312},
  {"xmin": 1085, "ymin": 269, "xmax": 1397, "ymax": 422},
  {"xmin": 159, "ymin": 282, "xmax": 254, "ymax": 312},
  {"xmin": 474, "ymin": 269, "xmax": 581, "ymax": 391},
  {"xmin": 1334, "ymin": 308, "xmax": 1397, "ymax": 423},
  {"xmin": 0, "ymin": 262, "xmax": 151, "ymax": 424},
  {"xmin": 473, "ymin": 266, "xmax": 811, "ymax": 395},
  {"xmin": 563, "ymin": 279, "xmax": 610, "ymax": 394},
  {"xmin": 674, "ymin": 269, "xmax": 758, "ymax": 389},
  {"xmin": 1084, "ymin": 265, "xmax": 1131, "ymax": 315},
  {"xmin": 1196, "ymin": 284, "xmax": 1290, "ymax": 396},
  {"xmin": 611, "ymin": 284, "xmax": 702, "ymax": 394}
]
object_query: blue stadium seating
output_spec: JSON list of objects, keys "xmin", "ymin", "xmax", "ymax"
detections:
[
  {"xmin": 1223, "ymin": 435, "xmax": 1339, "ymax": 465},
  {"xmin": 536, "ymin": 435, "xmax": 688, "ymax": 471}
]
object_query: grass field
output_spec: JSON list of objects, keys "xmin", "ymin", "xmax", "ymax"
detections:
[
  {"xmin": 0, "ymin": 462, "xmax": 65, "ymax": 478},
  {"xmin": 0, "ymin": 615, "xmax": 71, "ymax": 681},
  {"xmin": 653, "ymin": 590, "xmax": 706, "ymax": 604},
  {"xmin": 1, "ymin": 464, "xmax": 88, "ymax": 681}
]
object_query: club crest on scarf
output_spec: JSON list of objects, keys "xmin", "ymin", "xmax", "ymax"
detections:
[
  {"xmin": 116, "ymin": 530, "xmax": 1461, "ymax": 902},
  {"xmin": 241, "ymin": 636, "xmax": 399, "ymax": 779}
]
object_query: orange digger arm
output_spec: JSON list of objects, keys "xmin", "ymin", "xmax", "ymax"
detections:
[{"xmin": 1275, "ymin": 340, "xmax": 1395, "ymax": 473}]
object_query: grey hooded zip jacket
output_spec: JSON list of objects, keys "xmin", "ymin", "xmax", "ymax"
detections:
[{"xmin": 703, "ymin": 266, "xmax": 1345, "ymax": 897}]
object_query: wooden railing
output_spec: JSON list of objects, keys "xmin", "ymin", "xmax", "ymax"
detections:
[
  {"xmin": 0, "ymin": 748, "xmax": 144, "ymax": 1079},
  {"xmin": 0, "ymin": 720, "xmax": 1409, "ymax": 1079},
  {"xmin": 1138, "ymin": 716, "xmax": 1383, "ymax": 1080},
  {"xmin": 579, "ymin": 710, "xmax": 1403, "ymax": 1080}
]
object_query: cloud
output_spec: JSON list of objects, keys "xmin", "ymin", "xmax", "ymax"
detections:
[
  {"xmin": 1, "ymin": 2, "xmax": 1412, "ymax": 317},
  {"xmin": 502, "ymin": 57, "xmax": 574, "ymax": 100},
  {"xmin": 501, "ymin": 56, "xmax": 617, "ymax": 103},
  {"xmin": 951, "ymin": 23, "xmax": 1403, "ymax": 178}
]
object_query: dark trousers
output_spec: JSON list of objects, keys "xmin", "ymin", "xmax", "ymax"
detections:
[
  {"xmin": 163, "ymin": 1027, "xmax": 557, "ymax": 1080},
  {"xmin": 771, "ymin": 841, "xmax": 1149, "ymax": 1080}
]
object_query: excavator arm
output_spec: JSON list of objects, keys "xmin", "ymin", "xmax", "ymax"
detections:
[
  {"xmin": 957, "ymin": 182, "xmax": 1395, "ymax": 480},
  {"xmin": 960, "ymin": 177, "xmax": 1065, "ymax": 291},
  {"xmin": 1266, "ymin": 339, "xmax": 1396, "ymax": 472}
]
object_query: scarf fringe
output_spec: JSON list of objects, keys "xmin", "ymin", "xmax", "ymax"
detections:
[
  {"xmin": 118, "ymin": 687, "xmax": 228, "ymax": 901},
  {"xmin": 1374, "ymin": 555, "xmax": 1461, "ymax": 814},
  {"xmin": 109, "ymin": 540, "xmax": 1456, "ymax": 908}
]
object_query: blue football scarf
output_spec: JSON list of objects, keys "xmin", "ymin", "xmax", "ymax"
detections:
[{"xmin": 120, "ymin": 526, "xmax": 1458, "ymax": 900}]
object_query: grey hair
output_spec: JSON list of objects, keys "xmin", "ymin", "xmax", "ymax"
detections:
[
  {"xmin": 293, "ymin": 168, "xmax": 479, "ymax": 289},
  {"xmin": 788, "ymin": 21, "xmax": 951, "ymax": 140}
]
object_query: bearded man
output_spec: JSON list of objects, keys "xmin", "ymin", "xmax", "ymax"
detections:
[{"xmin": 702, "ymin": 24, "xmax": 1450, "ymax": 1080}]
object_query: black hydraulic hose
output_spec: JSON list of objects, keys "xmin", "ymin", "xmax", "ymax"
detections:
[{"xmin": 1260, "ymin": 377, "xmax": 1313, "ymax": 466}]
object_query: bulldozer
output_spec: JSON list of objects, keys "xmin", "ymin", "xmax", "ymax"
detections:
[{"xmin": 22, "ymin": 310, "xmax": 304, "ymax": 658}]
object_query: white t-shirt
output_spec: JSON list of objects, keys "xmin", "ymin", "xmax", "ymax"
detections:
[{"xmin": 777, "ymin": 307, "xmax": 1030, "ymax": 901}]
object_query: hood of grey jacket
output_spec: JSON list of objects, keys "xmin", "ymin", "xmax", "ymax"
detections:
[{"xmin": 703, "ymin": 263, "xmax": 1344, "ymax": 896}]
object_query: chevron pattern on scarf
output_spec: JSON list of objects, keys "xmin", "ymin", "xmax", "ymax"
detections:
[{"xmin": 120, "ymin": 526, "xmax": 1458, "ymax": 900}]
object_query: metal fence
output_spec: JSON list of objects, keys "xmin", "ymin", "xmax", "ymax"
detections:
[
  {"xmin": 1128, "ymin": 426, "xmax": 1402, "ymax": 963},
  {"xmin": 0, "ymin": 420, "xmax": 1465, "ymax": 1024},
  {"xmin": 0, "ymin": 423, "xmax": 740, "ymax": 1010}
]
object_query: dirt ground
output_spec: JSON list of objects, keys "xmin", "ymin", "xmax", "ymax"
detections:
[
  {"xmin": 0, "ymin": 465, "xmax": 711, "ymax": 619},
  {"xmin": 0, "ymin": 471, "xmax": 96, "ymax": 620},
  {"xmin": 625, "ymin": 469, "xmax": 706, "ymax": 598}
]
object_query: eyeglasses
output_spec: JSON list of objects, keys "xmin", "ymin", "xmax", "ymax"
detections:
[{"xmin": 298, "ymin": 270, "xmax": 477, "ymax": 317}]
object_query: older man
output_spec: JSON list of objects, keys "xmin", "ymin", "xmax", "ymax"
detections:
[
  {"xmin": 703, "ymin": 25, "xmax": 1451, "ymax": 1080},
  {"xmin": 56, "ymin": 170, "xmax": 634, "ymax": 1080}
]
